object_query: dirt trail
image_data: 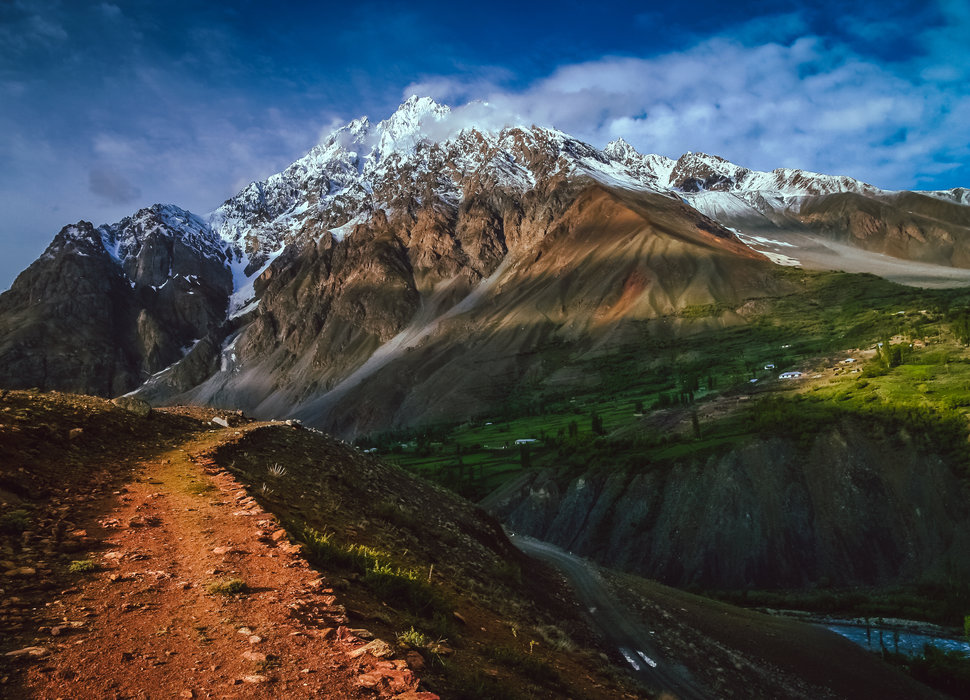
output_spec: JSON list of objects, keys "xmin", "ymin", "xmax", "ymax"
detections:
[{"xmin": 5, "ymin": 422, "xmax": 436, "ymax": 699}]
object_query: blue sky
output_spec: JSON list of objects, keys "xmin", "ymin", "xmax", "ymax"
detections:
[{"xmin": 1, "ymin": 0, "xmax": 968, "ymax": 290}]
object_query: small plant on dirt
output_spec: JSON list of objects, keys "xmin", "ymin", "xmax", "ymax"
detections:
[
  {"xmin": 205, "ymin": 578, "xmax": 248, "ymax": 596},
  {"xmin": 299, "ymin": 525, "xmax": 448, "ymax": 617},
  {"xmin": 68, "ymin": 559, "xmax": 98, "ymax": 574},
  {"xmin": 373, "ymin": 499, "xmax": 420, "ymax": 530},
  {"xmin": 483, "ymin": 644, "xmax": 563, "ymax": 686},
  {"xmin": 533, "ymin": 623, "xmax": 576, "ymax": 652},
  {"xmin": 260, "ymin": 482, "xmax": 273, "ymax": 496},
  {"xmin": 396, "ymin": 626, "xmax": 430, "ymax": 649},
  {"xmin": 267, "ymin": 462, "xmax": 287, "ymax": 478}
]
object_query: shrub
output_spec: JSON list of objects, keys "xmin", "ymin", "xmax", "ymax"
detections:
[{"xmin": 0, "ymin": 509, "xmax": 30, "ymax": 535}]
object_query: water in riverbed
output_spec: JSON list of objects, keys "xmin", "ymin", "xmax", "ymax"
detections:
[{"xmin": 826, "ymin": 622, "xmax": 970, "ymax": 657}]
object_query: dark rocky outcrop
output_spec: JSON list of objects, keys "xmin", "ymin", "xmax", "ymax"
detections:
[{"xmin": 0, "ymin": 206, "xmax": 232, "ymax": 397}]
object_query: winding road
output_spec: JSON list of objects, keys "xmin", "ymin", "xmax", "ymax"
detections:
[{"xmin": 512, "ymin": 534, "xmax": 711, "ymax": 700}]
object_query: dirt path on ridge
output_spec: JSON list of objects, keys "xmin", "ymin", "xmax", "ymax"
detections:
[{"xmin": 5, "ymin": 422, "xmax": 436, "ymax": 699}]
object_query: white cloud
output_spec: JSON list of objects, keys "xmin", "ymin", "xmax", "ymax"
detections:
[{"xmin": 402, "ymin": 13, "xmax": 968, "ymax": 192}]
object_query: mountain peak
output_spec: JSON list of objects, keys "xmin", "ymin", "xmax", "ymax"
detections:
[
  {"xmin": 373, "ymin": 96, "xmax": 451, "ymax": 158},
  {"xmin": 603, "ymin": 137, "xmax": 638, "ymax": 160}
]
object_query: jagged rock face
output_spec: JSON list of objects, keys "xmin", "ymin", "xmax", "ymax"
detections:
[
  {"xmin": 670, "ymin": 152, "xmax": 746, "ymax": 192},
  {"xmin": 0, "ymin": 223, "xmax": 137, "ymax": 395},
  {"xmin": 483, "ymin": 421, "xmax": 970, "ymax": 590},
  {"xmin": 0, "ymin": 206, "xmax": 232, "ymax": 396}
]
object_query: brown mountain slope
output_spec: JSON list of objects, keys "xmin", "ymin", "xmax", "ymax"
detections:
[
  {"xmin": 289, "ymin": 185, "xmax": 784, "ymax": 436},
  {"xmin": 796, "ymin": 191, "xmax": 970, "ymax": 267},
  {"xmin": 144, "ymin": 183, "xmax": 783, "ymax": 438}
]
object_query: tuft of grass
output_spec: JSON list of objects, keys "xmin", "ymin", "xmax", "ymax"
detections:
[
  {"xmin": 205, "ymin": 578, "xmax": 248, "ymax": 596},
  {"xmin": 533, "ymin": 624, "xmax": 576, "ymax": 652},
  {"xmin": 483, "ymin": 644, "xmax": 563, "ymax": 687},
  {"xmin": 68, "ymin": 559, "xmax": 99, "ymax": 574},
  {"xmin": 299, "ymin": 526, "xmax": 448, "ymax": 617},
  {"xmin": 373, "ymin": 499, "xmax": 421, "ymax": 530},
  {"xmin": 267, "ymin": 462, "xmax": 287, "ymax": 478}
]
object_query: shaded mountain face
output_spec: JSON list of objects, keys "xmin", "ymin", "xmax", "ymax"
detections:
[
  {"xmin": 0, "ymin": 206, "xmax": 231, "ymax": 396},
  {"xmin": 0, "ymin": 97, "xmax": 967, "ymax": 434}
]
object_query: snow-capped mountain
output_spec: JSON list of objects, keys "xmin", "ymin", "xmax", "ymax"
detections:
[
  {"xmin": 206, "ymin": 95, "xmax": 671, "ymax": 275},
  {"xmin": 204, "ymin": 95, "xmax": 967, "ymax": 287},
  {"xmin": 1, "ymin": 96, "xmax": 969, "ymax": 430}
]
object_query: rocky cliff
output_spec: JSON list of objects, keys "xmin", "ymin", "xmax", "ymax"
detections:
[{"xmin": 483, "ymin": 420, "xmax": 970, "ymax": 590}]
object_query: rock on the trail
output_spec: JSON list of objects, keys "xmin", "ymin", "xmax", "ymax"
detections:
[
  {"xmin": 348, "ymin": 639, "xmax": 393, "ymax": 659},
  {"xmin": 4, "ymin": 646, "xmax": 49, "ymax": 660},
  {"xmin": 212, "ymin": 416, "xmax": 229, "ymax": 428},
  {"xmin": 111, "ymin": 396, "xmax": 152, "ymax": 417},
  {"xmin": 242, "ymin": 675, "xmax": 269, "ymax": 684},
  {"xmin": 241, "ymin": 651, "xmax": 267, "ymax": 663},
  {"xmin": 404, "ymin": 650, "xmax": 425, "ymax": 671},
  {"xmin": 68, "ymin": 428, "xmax": 83, "ymax": 440}
]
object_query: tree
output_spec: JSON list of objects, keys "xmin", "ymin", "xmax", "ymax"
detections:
[
  {"xmin": 692, "ymin": 410, "xmax": 701, "ymax": 438},
  {"xmin": 519, "ymin": 444, "xmax": 532, "ymax": 469},
  {"xmin": 591, "ymin": 412, "xmax": 605, "ymax": 435}
]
